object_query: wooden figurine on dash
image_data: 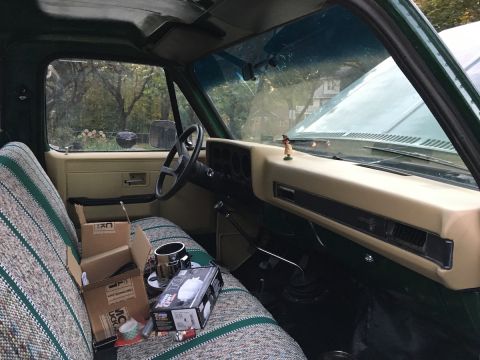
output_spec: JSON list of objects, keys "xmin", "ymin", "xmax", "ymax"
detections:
[{"xmin": 282, "ymin": 135, "xmax": 293, "ymax": 160}]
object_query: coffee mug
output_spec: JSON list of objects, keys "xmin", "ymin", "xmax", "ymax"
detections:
[{"xmin": 154, "ymin": 242, "xmax": 191, "ymax": 281}]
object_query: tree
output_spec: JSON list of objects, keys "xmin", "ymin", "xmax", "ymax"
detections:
[
  {"xmin": 415, "ymin": 0, "xmax": 480, "ymax": 31},
  {"xmin": 91, "ymin": 61, "xmax": 156, "ymax": 130}
]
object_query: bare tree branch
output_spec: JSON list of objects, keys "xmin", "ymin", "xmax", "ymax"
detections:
[{"xmin": 126, "ymin": 69, "xmax": 154, "ymax": 116}]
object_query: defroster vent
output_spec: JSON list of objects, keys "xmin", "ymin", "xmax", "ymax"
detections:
[{"xmin": 390, "ymin": 222, "xmax": 427, "ymax": 251}]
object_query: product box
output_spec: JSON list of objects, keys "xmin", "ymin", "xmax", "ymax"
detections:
[
  {"xmin": 67, "ymin": 205, "xmax": 151, "ymax": 343},
  {"xmin": 75, "ymin": 204, "xmax": 131, "ymax": 259},
  {"xmin": 151, "ymin": 266, "xmax": 224, "ymax": 331}
]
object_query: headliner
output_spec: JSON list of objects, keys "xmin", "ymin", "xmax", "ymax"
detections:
[{"xmin": 0, "ymin": 0, "xmax": 326, "ymax": 64}]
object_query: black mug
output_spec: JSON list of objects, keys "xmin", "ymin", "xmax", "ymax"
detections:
[{"xmin": 154, "ymin": 242, "xmax": 191, "ymax": 281}]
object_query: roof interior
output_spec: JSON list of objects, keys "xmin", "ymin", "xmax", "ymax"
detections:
[{"xmin": 0, "ymin": 0, "xmax": 327, "ymax": 64}]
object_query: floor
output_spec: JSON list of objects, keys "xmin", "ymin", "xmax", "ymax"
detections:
[{"xmin": 233, "ymin": 249, "xmax": 359, "ymax": 360}]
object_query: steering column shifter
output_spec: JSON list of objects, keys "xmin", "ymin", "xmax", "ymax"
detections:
[{"xmin": 214, "ymin": 201, "xmax": 304, "ymax": 275}]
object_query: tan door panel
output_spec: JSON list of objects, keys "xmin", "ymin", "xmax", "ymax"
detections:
[
  {"xmin": 67, "ymin": 172, "xmax": 157, "ymax": 198},
  {"xmin": 45, "ymin": 150, "xmax": 215, "ymax": 233}
]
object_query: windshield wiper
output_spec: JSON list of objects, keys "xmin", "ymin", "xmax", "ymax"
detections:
[{"xmin": 363, "ymin": 146, "xmax": 468, "ymax": 171}]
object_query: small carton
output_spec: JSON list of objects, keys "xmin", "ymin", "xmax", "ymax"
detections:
[
  {"xmin": 67, "ymin": 205, "xmax": 152, "ymax": 343},
  {"xmin": 151, "ymin": 266, "xmax": 223, "ymax": 331},
  {"xmin": 75, "ymin": 204, "xmax": 131, "ymax": 259}
]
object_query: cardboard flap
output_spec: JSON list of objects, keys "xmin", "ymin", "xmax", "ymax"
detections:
[
  {"xmin": 75, "ymin": 204, "xmax": 87, "ymax": 225},
  {"xmin": 83, "ymin": 268, "xmax": 141, "ymax": 290},
  {"xmin": 82, "ymin": 222, "xmax": 130, "ymax": 257},
  {"xmin": 81, "ymin": 245, "xmax": 131, "ymax": 283},
  {"xmin": 67, "ymin": 246, "xmax": 83, "ymax": 289},
  {"xmin": 131, "ymin": 226, "xmax": 152, "ymax": 271}
]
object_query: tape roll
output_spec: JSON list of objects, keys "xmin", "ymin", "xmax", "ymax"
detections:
[{"xmin": 119, "ymin": 318, "xmax": 139, "ymax": 340}]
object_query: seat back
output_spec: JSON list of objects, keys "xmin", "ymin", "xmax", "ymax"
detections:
[
  {"xmin": 0, "ymin": 142, "xmax": 92, "ymax": 359},
  {"xmin": 0, "ymin": 142, "xmax": 80, "ymax": 256}
]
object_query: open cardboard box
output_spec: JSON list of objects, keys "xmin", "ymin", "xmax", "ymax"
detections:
[{"xmin": 67, "ymin": 205, "xmax": 151, "ymax": 343}]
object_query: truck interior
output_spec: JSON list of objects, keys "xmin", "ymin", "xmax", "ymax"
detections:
[{"xmin": 1, "ymin": 0, "xmax": 480, "ymax": 359}]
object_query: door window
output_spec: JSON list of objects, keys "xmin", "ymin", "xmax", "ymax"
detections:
[{"xmin": 46, "ymin": 59, "xmax": 174, "ymax": 151}]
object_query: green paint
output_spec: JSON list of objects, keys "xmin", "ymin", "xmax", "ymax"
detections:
[{"xmin": 221, "ymin": 287, "xmax": 250, "ymax": 294}]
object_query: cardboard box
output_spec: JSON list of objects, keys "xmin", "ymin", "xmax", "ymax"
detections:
[
  {"xmin": 67, "ymin": 205, "xmax": 152, "ymax": 342},
  {"xmin": 151, "ymin": 266, "xmax": 223, "ymax": 331},
  {"xmin": 75, "ymin": 204, "xmax": 131, "ymax": 259}
]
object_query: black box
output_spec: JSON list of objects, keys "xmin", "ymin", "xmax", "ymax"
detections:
[{"xmin": 151, "ymin": 266, "xmax": 224, "ymax": 331}]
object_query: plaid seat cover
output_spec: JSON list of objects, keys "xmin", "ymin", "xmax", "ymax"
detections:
[
  {"xmin": 0, "ymin": 142, "xmax": 306, "ymax": 359},
  {"xmin": 0, "ymin": 142, "xmax": 92, "ymax": 359},
  {"xmin": 124, "ymin": 219, "xmax": 306, "ymax": 359}
]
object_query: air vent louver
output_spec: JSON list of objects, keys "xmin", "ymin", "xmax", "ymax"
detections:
[{"xmin": 391, "ymin": 223, "xmax": 426, "ymax": 250}]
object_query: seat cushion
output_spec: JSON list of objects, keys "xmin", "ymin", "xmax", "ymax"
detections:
[
  {"xmin": 118, "ymin": 272, "xmax": 305, "ymax": 359},
  {"xmin": 0, "ymin": 142, "xmax": 305, "ymax": 359},
  {"xmin": 131, "ymin": 217, "xmax": 213, "ymax": 267},
  {"xmin": 127, "ymin": 217, "xmax": 307, "ymax": 359}
]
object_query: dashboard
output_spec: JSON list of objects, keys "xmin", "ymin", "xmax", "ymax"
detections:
[
  {"xmin": 206, "ymin": 138, "xmax": 480, "ymax": 290},
  {"xmin": 206, "ymin": 141, "xmax": 253, "ymax": 194}
]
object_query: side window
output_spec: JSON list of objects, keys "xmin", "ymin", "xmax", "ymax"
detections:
[{"xmin": 46, "ymin": 59, "xmax": 174, "ymax": 151}]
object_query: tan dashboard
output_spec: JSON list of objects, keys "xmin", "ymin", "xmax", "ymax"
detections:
[{"xmin": 209, "ymin": 138, "xmax": 480, "ymax": 290}]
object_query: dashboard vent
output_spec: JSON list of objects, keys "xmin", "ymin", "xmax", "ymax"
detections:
[{"xmin": 390, "ymin": 223, "xmax": 426, "ymax": 251}]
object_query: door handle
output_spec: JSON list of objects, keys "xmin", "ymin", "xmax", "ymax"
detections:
[
  {"xmin": 124, "ymin": 173, "xmax": 147, "ymax": 186},
  {"xmin": 124, "ymin": 179, "xmax": 145, "ymax": 185}
]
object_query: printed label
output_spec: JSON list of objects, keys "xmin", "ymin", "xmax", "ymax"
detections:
[
  {"xmin": 156, "ymin": 293, "xmax": 177, "ymax": 308},
  {"xmin": 171, "ymin": 309, "xmax": 201, "ymax": 330},
  {"xmin": 105, "ymin": 279, "xmax": 135, "ymax": 305},
  {"xmin": 154, "ymin": 312, "xmax": 174, "ymax": 331},
  {"xmin": 93, "ymin": 222, "xmax": 116, "ymax": 234},
  {"xmin": 100, "ymin": 307, "xmax": 129, "ymax": 338}
]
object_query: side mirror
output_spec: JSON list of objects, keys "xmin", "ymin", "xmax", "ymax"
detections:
[
  {"xmin": 149, "ymin": 120, "xmax": 177, "ymax": 149},
  {"xmin": 116, "ymin": 131, "xmax": 137, "ymax": 149}
]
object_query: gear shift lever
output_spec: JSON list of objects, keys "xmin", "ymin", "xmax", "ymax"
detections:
[
  {"xmin": 214, "ymin": 201, "xmax": 304, "ymax": 275},
  {"xmin": 213, "ymin": 201, "xmax": 231, "ymax": 218}
]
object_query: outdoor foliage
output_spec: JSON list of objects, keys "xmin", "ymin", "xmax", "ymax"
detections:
[
  {"xmin": 46, "ymin": 2, "xmax": 480, "ymax": 150},
  {"xmin": 415, "ymin": 0, "xmax": 480, "ymax": 31},
  {"xmin": 46, "ymin": 60, "xmax": 174, "ymax": 150}
]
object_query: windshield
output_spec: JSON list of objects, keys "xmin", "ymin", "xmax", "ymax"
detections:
[{"xmin": 193, "ymin": 4, "xmax": 478, "ymax": 189}]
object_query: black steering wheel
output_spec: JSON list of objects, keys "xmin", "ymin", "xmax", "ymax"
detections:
[{"xmin": 156, "ymin": 124, "xmax": 204, "ymax": 200}]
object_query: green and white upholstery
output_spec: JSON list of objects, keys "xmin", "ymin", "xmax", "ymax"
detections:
[
  {"xmin": 0, "ymin": 142, "xmax": 306, "ymax": 359},
  {"xmin": 0, "ymin": 142, "xmax": 80, "ymax": 259},
  {"xmin": 0, "ymin": 142, "xmax": 92, "ymax": 358},
  {"xmin": 131, "ymin": 217, "xmax": 214, "ymax": 267}
]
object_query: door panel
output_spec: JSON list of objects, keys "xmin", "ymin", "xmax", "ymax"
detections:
[{"xmin": 45, "ymin": 149, "xmax": 216, "ymax": 234}]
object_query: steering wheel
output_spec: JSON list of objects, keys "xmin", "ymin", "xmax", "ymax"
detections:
[{"xmin": 156, "ymin": 124, "xmax": 204, "ymax": 200}]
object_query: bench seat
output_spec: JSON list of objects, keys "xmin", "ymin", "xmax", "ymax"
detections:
[{"xmin": 0, "ymin": 142, "xmax": 306, "ymax": 359}]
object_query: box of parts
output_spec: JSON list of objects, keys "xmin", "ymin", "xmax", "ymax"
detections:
[
  {"xmin": 67, "ymin": 205, "xmax": 151, "ymax": 342},
  {"xmin": 151, "ymin": 266, "xmax": 224, "ymax": 331}
]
